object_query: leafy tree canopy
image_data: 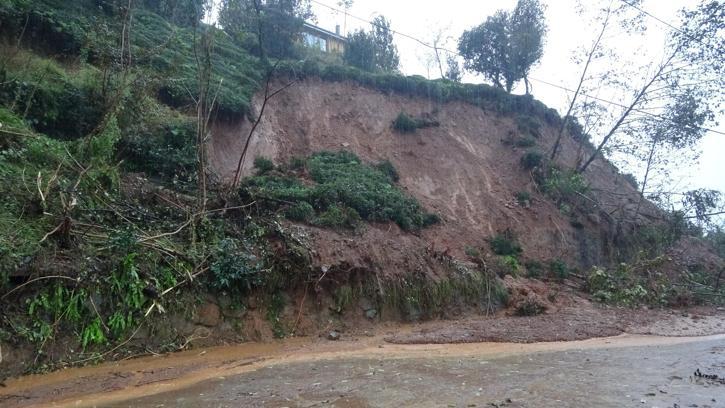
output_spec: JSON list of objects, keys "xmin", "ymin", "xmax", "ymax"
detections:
[
  {"xmin": 219, "ymin": 0, "xmax": 314, "ymax": 59},
  {"xmin": 458, "ymin": 0, "xmax": 546, "ymax": 93},
  {"xmin": 343, "ymin": 15, "xmax": 400, "ymax": 73}
]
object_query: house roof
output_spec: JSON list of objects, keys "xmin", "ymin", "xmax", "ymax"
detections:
[{"xmin": 302, "ymin": 22, "xmax": 347, "ymax": 42}]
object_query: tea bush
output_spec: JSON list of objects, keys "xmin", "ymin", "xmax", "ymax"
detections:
[{"xmin": 240, "ymin": 151, "xmax": 438, "ymax": 230}]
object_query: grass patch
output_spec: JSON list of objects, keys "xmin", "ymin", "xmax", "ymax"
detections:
[{"xmin": 380, "ymin": 267, "xmax": 508, "ymax": 320}]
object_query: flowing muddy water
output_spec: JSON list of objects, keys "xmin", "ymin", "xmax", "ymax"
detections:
[{"xmin": 2, "ymin": 333, "xmax": 725, "ymax": 407}]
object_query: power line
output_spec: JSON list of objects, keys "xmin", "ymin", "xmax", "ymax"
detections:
[
  {"xmin": 617, "ymin": 0, "xmax": 684, "ymax": 34},
  {"xmin": 309, "ymin": 0, "xmax": 725, "ymax": 137},
  {"xmin": 616, "ymin": 0, "xmax": 725, "ymax": 56}
]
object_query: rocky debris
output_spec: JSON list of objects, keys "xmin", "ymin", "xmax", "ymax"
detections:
[
  {"xmin": 196, "ymin": 303, "xmax": 222, "ymax": 327},
  {"xmin": 695, "ymin": 368, "xmax": 725, "ymax": 384},
  {"xmin": 359, "ymin": 297, "xmax": 377, "ymax": 319},
  {"xmin": 504, "ymin": 277, "xmax": 552, "ymax": 316},
  {"xmin": 327, "ymin": 330, "xmax": 341, "ymax": 341},
  {"xmin": 142, "ymin": 284, "xmax": 159, "ymax": 299}
]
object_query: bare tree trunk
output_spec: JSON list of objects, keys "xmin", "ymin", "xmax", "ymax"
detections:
[
  {"xmin": 433, "ymin": 46, "xmax": 444, "ymax": 79},
  {"xmin": 193, "ymin": 25, "xmax": 215, "ymax": 212},
  {"xmin": 577, "ymin": 55, "xmax": 672, "ymax": 173},
  {"xmin": 633, "ymin": 138, "xmax": 657, "ymax": 220},
  {"xmin": 550, "ymin": 8, "xmax": 610, "ymax": 161},
  {"xmin": 231, "ymin": 67, "xmax": 295, "ymax": 187},
  {"xmin": 715, "ymin": 268, "xmax": 724, "ymax": 291}
]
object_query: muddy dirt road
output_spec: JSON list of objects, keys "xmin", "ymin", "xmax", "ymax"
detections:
[
  {"xmin": 110, "ymin": 335, "xmax": 725, "ymax": 408},
  {"xmin": 2, "ymin": 334, "xmax": 722, "ymax": 408},
  {"xmin": 2, "ymin": 310, "xmax": 724, "ymax": 407}
]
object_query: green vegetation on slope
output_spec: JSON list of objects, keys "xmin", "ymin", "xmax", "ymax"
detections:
[
  {"xmin": 241, "ymin": 151, "xmax": 439, "ymax": 230},
  {"xmin": 1, "ymin": 0, "xmax": 263, "ymax": 118},
  {"xmin": 0, "ymin": 0, "xmax": 721, "ymax": 377}
]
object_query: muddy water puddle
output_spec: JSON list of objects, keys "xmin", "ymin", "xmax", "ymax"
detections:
[{"xmin": 2, "ymin": 333, "xmax": 725, "ymax": 407}]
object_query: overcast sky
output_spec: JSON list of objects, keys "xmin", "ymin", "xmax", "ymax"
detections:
[{"xmin": 306, "ymin": 0, "xmax": 724, "ymax": 195}]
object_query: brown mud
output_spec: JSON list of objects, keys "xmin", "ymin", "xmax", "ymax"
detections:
[{"xmin": 1, "ymin": 307, "xmax": 723, "ymax": 407}]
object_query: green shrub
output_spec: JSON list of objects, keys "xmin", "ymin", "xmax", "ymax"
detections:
[
  {"xmin": 240, "ymin": 151, "xmax": 438, "ymax": 230},
  {"xmin": 497, "ymin": 255, "xmax": 521, "ymax": 276},
  {"xmin": 253, "ymin": 156, "xmax": 275, "ymax": 175},
  {"xmin": 520, "ymin": 150, "xmax": 544, "ymax": 170},
  {"xmin": 541, "ymin": 168, "xmax": 589, "ymax": 203},
  {"xmin": 622, "ymin": 173, "xmax": 638, "ymax": 190},
  {"xmin": 548, "ymin": 259, "xmax": 570, "ymax": 281},
  {"xmin": 376, "ymin": 160, "xmax": 400, "ymax": 182},
  {"xmin": 121, "ymin": 104, "xmax": 197, "ymax": 182},
  {"xmin": 587, "ymin": 266, "xmax": 650, "ymax": 306},
  {"xmin": 316, "ymin": 204, "xmax": 361, "ymax": 228},
  {"xmin": 515, "ymin": 115, "xmax": 542, "ymax": 138},
  {"xmin": 392, "ymin": 111, "xmax": 419, "ymax": 133},
  {"xmin": 524, "ymin": 260, "xmax": 544, "ymax": 278},
  {"xmin": 285, "ymin": 201, "xmax": 314, "ymax": 222},
  {"xmin": 490, "ymin": 230, "xmax": 523, "ymax": 256},
  {"xmin": 515, "ymin": 191, "xmax": 531, "ymax": 207},
  {"xmin": 209, "ymin": 238, "xmax": 262, "ymax": 293},
  {"xmin": 515, "ymin": 137, "xmax": 536, "ymax": 148},
  {"xmin": 515, "ymin": 298, "xmax": 545, "ymax": 316}
]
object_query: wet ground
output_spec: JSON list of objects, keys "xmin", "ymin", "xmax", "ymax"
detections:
[
  {"xmin": 2, "ymin": 309, "xmax": 724, "ymax": 407},
  {"xmin": 110, "ymin": 335, "xmax": 725, "ymax": 408}
]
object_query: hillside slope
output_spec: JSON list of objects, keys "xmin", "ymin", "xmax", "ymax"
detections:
[
  {"xmin": 1, "ymin": 0, "xmax": 723, "ymax": 382},
  {"xmin": 211, "ymin": 78, "xmax": 657, "ymax": 272}
]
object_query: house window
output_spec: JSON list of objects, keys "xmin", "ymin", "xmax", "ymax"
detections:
[{"xmin": 303, "ymin": 32, "xmax": 327, "ymax": 52}]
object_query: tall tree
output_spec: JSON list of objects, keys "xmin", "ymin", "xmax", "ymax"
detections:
[
  {"xmin": 458, "ymin": 10, "xmax": 511, "ymax": 90},
  {"xmin": 550, "ymin": 0, "xmax": 648, "ymax": 162},
  {"xmin": 509, "ymin": 0, "xmax": 547, "ymax": 94},
  {"xmin": 445, "ymin": 55, "xmax": 462, "ymax": 82},
  {"xmin": 343, "ymin": 15, "xmax": 399, "ymax": 72},
  {"xmin": 218, "ymin": 0, "xmax": 314, "ymax": 59},
  {"xmin": 457, "ymin": 0, "xmax": 546, "ymax": 93},
  {"xmin": 576, "ymin": 0, "xmax": 723, "ymax": 174},
  {"xmin": 632, "ymin": 90, "xmax": 714, "ymax": 218},
  {"xmin": 129, "ymin": 0, "xmax": 208, "ymax": 25}
]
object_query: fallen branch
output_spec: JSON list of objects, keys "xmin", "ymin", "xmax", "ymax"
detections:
[
  {"xmin": 1, "ymin": 275, "xmax": 80, "ymax": 300},
  {"xmin": 137, "ymin": 218, "xmax": 192, "ymax": 243},
  {"xmin": 291, "ymin": 283, "xmax": 309, "ymax": 335}
]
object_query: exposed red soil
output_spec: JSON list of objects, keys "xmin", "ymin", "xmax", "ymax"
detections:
[{"xmin": 209, "ymin": 78, "xmax": 662, "ymax": 275}]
